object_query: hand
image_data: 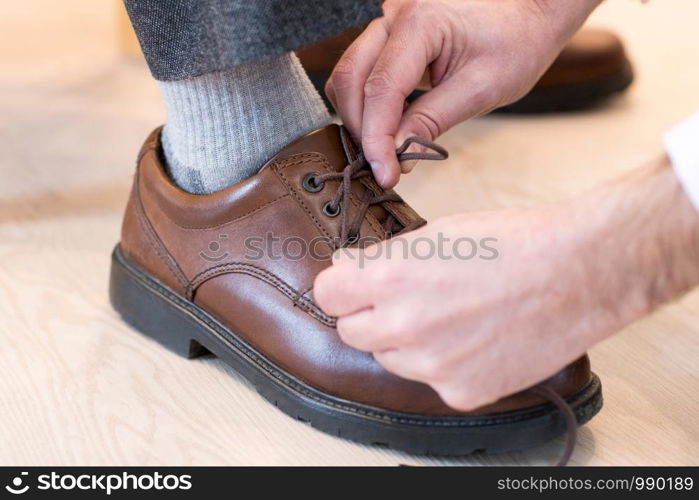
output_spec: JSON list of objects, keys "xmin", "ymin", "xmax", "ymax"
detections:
[
  {"xmin": 315, "ymin": 208, "xmax": 609, "ymax": 410},
  {"xmin": 325, "ymin": 0, "xmax": 600, "ymax": 187},
  {"xmin": 314, "ymin": 157, "xmax": 699, "ymax": 410}
]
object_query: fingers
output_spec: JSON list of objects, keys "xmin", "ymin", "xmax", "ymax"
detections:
[
  {"xmin": 328, "ymin": 4, "xmax": 455, "ymax": 189},
  {"xmin": 361, "ymin": 19, "xmax": 435, "ymax": 188},
  {"xmin": 335, "ymin": 308, "xmax": 392, "ymax": 352},
  {"xmin": 326, "ymin": 19, "xmax": 389, "ymax": 140},
  {"xmin": 395, "ymin": 73, "xmax": 497, "ymax": 147},
  {"xmin": 375, "ymin": 348, "xmax": 503, "ymax": 411},
  {"xmin": 314, "ymin": 260, "xmax": 371, "ymax": 317},
  {"xmin": 315, "ymin": 238, "xmax": 395, "ymax": 317},
  {"xmin": 373, "ymin": 347, "xmax": 450, "ymax": 386},
  {"xmin": 336, "ymin": 310, "xmax": 410, "ymax": 354}
]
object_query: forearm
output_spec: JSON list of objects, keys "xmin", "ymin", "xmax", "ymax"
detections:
[{"xmin": 570, "ymin": 157, "xmax": 699, "ymax": 339}]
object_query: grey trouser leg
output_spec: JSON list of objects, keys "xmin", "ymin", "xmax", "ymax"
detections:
[{"xmin": 123, "ymin": 0, "xmax": 382, "ymax": 81}]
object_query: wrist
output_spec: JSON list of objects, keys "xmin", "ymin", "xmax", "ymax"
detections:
[
  {"xmin": 517, "ymin": 0, "xmax": 602, "ymax": 79},
  {"xmin": 571, "ymin": 157, "xmax": 699, "ymax": 332},
  {"xmin": 632, "ymin": 158, "xmax": 699, "ymax": 308},
  {"xmin": 535, "ymin": 0, "xmax": 603, "ymax": 46}
]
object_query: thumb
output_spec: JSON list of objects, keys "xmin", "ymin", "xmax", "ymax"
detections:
[{"xmin": 396, "ymin": 76, "xmax": 497, "ymax": 147}]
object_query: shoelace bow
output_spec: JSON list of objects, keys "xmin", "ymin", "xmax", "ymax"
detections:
[
  {"xmin": 311, "ymin": 133, "xmax": 578, "ymax": 465},
  {"xmin": 309, "ymin": 136, "xmax": 448, "ymax": 245}
]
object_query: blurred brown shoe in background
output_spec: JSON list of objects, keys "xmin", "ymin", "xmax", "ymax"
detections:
[{"xmin": 298, "ymin": 27, "xmax": 633, "ymax": 114}]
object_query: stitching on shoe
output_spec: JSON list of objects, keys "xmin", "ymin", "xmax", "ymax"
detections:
[
  {"xmin": 187, "ymin": 262, "xmax": 336, "ymax": 327},
  {"xmin": 274, "ymin": 157, "xmax": 335, "ymax": 242},
  {"xmin": 291, "ymin": 286, "xmax": 324, "ymax": 319},
  {"xmin": 294, "ymin": 285, "xmax": 314, "ymax": 300},
  {"xmin": 133, "ymin": 166, "xmax": 190, "ymax": 292},
  {"xmin": 162, "ymin": 193, "xmax": 291, "ymax": 231},
  {"xmin": 117, "ymin": 247, "xmax": 601, "ymax": 427}
]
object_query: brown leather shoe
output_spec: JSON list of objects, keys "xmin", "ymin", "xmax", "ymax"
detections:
[
  {"xmin": 497, "ymin": 28, "xmax": 633, "ymax": 113},
  {"xmin": 110, "ymin": 124, "xmax": 602, "ymax": 455},
  {"xmin": 298, "ymin": 27, "xmax": 633, "ymax": 114}
]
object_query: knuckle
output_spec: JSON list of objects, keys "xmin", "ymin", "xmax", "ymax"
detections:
[
  {"xmin": 372, "ymin": 264, "xmax": 401, "ymax": 291},
  {"xmin": 313, "ymin": 276, "xmax": 328, "ymax": 304},
  {"xmin": 366, "ymin": 17, "xmax": 384, "ymax": 31},
  {"xmin": 313, "ymin": 270, "xmax": 335, "ymax": 307},
  {"xmin": 397, "ymin": 0, "xmax": 440, "ymax": 28},
  {"xmin": 435, "ymin": 385, "xmax": 477, "ymax": 411},
  {"xmin": 330, "ymin": 57, "xmax": 357, "ymax": 90},
  {"xmin": 398, "ymin": 0, "xmax": 421, "ymax": 18},
  {"xmin": 323, "ymin": 79, "xmax": 335, "ymax": 102},
  {"xmin": 471, "ymin": 84, "xmax": 502, "ymax": 114},
  {"xmin": 527, "ymin": 0, "xmax": 555, "ymax": 23},
  {"xmin": 409, "ymin": 109, "xmax": 443, "ymax": 141},
  {"xmin": 383, "ymin": 314, "xmax": 417, "ymax": 345},
  {"xmin": 336, "ymin": 317, "xmax": 356, "ymax": 343},
  {"xmin": 371, "ymin": 265, "xmax": 390, "ymax": 287},
  {"xmin": 364, "ymin": 70, "xmax": 397, "ymax": 100},
  {"xmin": 374, "ymin": 351, "xmax": 398, "ymax": 372},
  {"xmin": 416, "ymin": 354, "xmax": 448, "ymax": 381},
  {"xmin": 359, "ymin": 134, "xmax": 389, "ymax": 156}
]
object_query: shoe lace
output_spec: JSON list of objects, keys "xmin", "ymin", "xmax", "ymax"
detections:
[
  {"xmin": 311, "ymin": 135, "xmax": 448, "ymax": 246},
  {"xmin": 528, "ymin": 384, "xmax": 577, "ymax": 466}
]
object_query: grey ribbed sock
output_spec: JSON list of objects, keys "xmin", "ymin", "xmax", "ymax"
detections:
[{"xmin": 159, "ymin": 53, "xmax": 331, "ymax": 194}]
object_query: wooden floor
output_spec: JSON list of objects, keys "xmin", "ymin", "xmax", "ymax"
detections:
[{"xmin": 2, "ymin": 1, "xmax": 699, "ymax": 466}]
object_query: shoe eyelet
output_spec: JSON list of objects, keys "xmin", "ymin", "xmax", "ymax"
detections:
[
  {"xmin": 346, "ymin": 233, "xmax": 360, "ymax": 245},
  {"xmin": 322, "ymin": 201, "xmax": 341, "ymax": 217},
  {"xmin": 302, "ymin": 173, "xmax": 324, "ymax": 193}
]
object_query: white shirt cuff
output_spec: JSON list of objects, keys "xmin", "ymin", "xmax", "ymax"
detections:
[{"xmin": 665, "ymin": 112, "xmax": 699, "ymax": 213}]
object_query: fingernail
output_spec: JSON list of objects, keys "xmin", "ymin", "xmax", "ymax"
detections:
[{"xmin": 370, "ymin": 162, "xmax": 386, "ymax": 185}]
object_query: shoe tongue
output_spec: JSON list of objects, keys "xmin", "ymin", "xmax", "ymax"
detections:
[{"xmin": 262, "ymin": 124, "xmax": 356, "ymax": 172}]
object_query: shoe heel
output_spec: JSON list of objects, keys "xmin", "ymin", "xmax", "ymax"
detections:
[{"xmin": 109, "ymin": 246, "xmax": 210, "ymax": 359}]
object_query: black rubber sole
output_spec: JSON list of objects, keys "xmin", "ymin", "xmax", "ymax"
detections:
[{"xmin": 109, "ymin": 245, "xmax": 603, "ymax": 456}]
